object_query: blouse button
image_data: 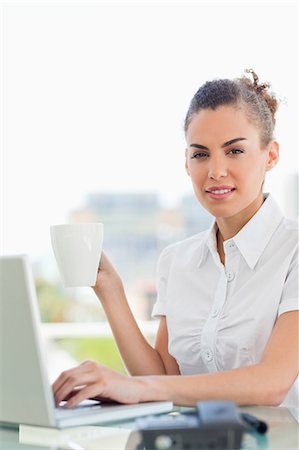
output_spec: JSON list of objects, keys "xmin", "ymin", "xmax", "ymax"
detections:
[
  {"xmin": 226, "ymin": 271, "xmax": 235, "ymax": 281},
  {"xmin": 212, "ymin": 307, "xmax": 219, "ymax": 317},
  {"xmin": 203, "ymin": 348, "xmax": 214, "ymax": 362}
]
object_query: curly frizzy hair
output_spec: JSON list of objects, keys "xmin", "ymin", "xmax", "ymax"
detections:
[{"xmin": 184, "ymin": 69, "xmax": 279, "ymax": 147}]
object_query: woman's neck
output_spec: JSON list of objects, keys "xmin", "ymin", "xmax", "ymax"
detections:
[
  {"xmin": 216, "ymin": 193, "xmax": 265, "ymax": 241},
  {"xmin": 216, "ymin": 193, "xmax": 265, "ymax": 264}
]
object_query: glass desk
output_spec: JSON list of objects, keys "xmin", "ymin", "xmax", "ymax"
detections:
[{"xmin": 0, "ymin": 406, "xmax": 298, "ymax": 450}]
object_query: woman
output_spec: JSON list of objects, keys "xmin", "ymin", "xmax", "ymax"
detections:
[{"xmin": 53, "ymin": 70, "xmax": 298, "ymax": 408}]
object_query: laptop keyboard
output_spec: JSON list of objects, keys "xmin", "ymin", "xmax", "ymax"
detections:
[{"xmin": 55, "ymin": 400, "xmax": 105, "ymax": 418}]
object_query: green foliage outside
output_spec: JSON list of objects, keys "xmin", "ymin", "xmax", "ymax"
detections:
[
  {"xmin": 36, "ymin": 277, "xmax": 68, "ymax": 322},
  {"xmin": 56, "ymin": 337, "xmax": 126, "ymax": 374},
  {"xmin": 36, "ymin": 277, "xmax": 104, "ymax": 323},
  {"xmin": 36, "ymin": 278, "xmax": 126, "ymax": 374},
  {"xmin": 34, "ymin": 277, "xmax": 132, "ymax": 375}
]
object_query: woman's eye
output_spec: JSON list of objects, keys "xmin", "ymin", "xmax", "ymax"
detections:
[
  {"xmin": 191, "ymin": 152, "xmax": 209, "ymax": 159},
  {"xmin": 228, "ymin": 148, "xmax": 244, "ymax": 155}
]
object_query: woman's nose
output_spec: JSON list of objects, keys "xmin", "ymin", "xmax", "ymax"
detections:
[{"xmin": 208, "ymin": 156, "xmax": 228, "ymax": 181}]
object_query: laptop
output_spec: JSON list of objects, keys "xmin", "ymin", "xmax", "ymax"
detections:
[{"xmin": 0, "ymin": 255, "xmax": 173, "ymax": 428}]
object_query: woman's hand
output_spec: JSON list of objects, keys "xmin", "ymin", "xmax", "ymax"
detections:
[
  {"xmin": 52, "ymin": 360, "xmax": 146, "ymax": 408},
  {"xmin": 92, "ymin": 252, "xmax": 123, "ymax": 301}
]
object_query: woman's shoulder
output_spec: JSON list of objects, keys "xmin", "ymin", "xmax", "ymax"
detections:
[
  {"xmin": 159, "ymin": 229, "xmax": 210, "ymax": 262},
  {"xmin": 278, "ymin": 217, "xmax": 299, "ymax": 251},
  {"xmin": 282, "ymin": 216, "xmax": 299, "ymax": 232}
]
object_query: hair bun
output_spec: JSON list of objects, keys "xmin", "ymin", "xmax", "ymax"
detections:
[
  {"xmin": 243, "ymin": 68, "xmax": 278, "ymax": 118},
  {"xmin": 245, "ymin": 68, "xmax": 259, "ymax": 86},
  {"xmin": 244, "ymin": 68, "xmax": 270, "ymax": 92}
]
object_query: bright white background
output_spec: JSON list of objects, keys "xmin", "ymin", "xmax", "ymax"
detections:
[{"xmin": 1, "ymin": 0, "xmax": 298, "ymax": 260}]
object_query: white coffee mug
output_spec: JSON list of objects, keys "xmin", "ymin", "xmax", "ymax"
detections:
[{"xmin": 50, "ymin": 223, "xmax": 103, "ymax": 287}]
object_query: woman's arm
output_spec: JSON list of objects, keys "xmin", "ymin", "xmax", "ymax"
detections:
[
  {"xmin": 154, "ymin": 317, "xmax": 181, "ymax": 375},
  {"xmin": 142, "ymin": 310, "xmax": 299, "ymax": 406},
  {"xmin": 93, "ymin": 253, "xmax": 177, "ymax": 375},
  {"xmin": 53, "ymin": 311, "xmax": 298, "ymax": 407}
]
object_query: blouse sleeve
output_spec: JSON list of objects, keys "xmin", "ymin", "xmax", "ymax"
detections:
[
  {"xmin": 278, "ymin": 247, "xmax": 299, "ymax": 316},
  {"xmin": 151, "ymin": 244, "xmax": 176, "ymax": 318}
]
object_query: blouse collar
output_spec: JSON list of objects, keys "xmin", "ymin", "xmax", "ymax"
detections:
[{"xmin": 197, "ymin": 194, "xmax": 284, "ymax": 270}]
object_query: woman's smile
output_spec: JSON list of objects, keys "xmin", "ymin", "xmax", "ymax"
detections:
[{"xmin": 205, "ymin": 185, "xmax": 236, "ymax": 200}]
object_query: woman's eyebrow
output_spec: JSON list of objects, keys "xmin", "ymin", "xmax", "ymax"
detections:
[{"xmin": 189, "ymin": 137, "xmax": 247, "ymax": 150}]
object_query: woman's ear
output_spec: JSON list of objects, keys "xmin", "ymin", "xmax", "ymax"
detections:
[
  {"xmin": 266, "ymin": 140, "xmax": 279, "ymax": 171},
  {"xmin": 185, "ymin": 148, "xmax": 190, "ymax": 176}
]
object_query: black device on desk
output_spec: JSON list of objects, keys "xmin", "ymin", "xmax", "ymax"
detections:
[{"xmin": 136, "ymin": 401, "xmax": 264, "ymax": 450}]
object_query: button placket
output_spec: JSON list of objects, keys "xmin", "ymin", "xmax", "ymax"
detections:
[
  {"xmin": 200, "ymin": 269, "xmax": 227, "ymax": 372},
  {"xmin": 224, "ymin": 246, "xmax": 240, "ymax": 286}
]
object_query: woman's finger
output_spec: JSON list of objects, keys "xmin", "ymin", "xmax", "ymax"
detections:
[
  {"xmin": 52, "ymin": 361, "xmax": 95, "ymax": 397},
  {"xmin": 53, "ymin": 367, "xmax": 100, "ymax": 406},
  {"xmin": 64, "ymin": 384, "xmax": 104, "ymax": 408}
]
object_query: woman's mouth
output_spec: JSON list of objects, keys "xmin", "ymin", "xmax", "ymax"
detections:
[{"xmin": 205, "ymin": 186, "xmax": 236, "ymax": 200}]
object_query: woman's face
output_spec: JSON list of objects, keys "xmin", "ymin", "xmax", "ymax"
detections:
[{"xmin": 185, "ymin": 105, "xmax": 279, "ymax": 222}]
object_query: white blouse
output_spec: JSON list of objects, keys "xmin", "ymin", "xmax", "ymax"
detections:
[{"xmin": 152, "ymin": 194, "xmax": 298, "ymax": 407}]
